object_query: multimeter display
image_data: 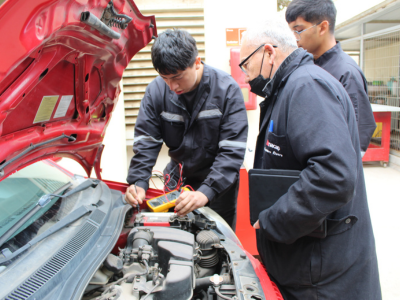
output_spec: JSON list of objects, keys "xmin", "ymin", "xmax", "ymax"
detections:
[{"xmin": 146, "ymin": 188, "xmax": 189, "ymax": 212}]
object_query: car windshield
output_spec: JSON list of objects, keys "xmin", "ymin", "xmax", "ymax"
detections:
[{"xmin": 0, "ymin": 160, "xmax": 73, "ymax": 244}]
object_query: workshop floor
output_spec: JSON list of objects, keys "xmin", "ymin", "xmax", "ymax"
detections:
[{"xmin": 363, "ymin": 162, "xmax": 400, "ymax": 300}]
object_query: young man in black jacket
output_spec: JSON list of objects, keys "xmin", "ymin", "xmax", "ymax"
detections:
[
  {"xmin": 125, "ymin": 29, "xmax": 248, "ymax": 228},
  {"xmin": 240, "ymin": 19, "xmax": 381, "ymax": 299},
  {"xmin": 286, "ymin": 0, "xmax": 376, "ymax": 156}
]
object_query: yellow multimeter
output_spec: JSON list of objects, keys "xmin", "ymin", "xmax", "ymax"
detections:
[{"xmin": 146, "ymin": 187, "xmax": 189, "ymax": 212}]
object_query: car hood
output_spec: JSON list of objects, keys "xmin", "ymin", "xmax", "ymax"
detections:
[{"xmin": 0, "ymin": 0, "xmax": 156, "ymax": 180}]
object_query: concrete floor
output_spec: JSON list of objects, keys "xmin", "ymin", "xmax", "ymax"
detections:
[{"xmin": 363, "ymin": 163, "xmax": 400, "ymax": 299}]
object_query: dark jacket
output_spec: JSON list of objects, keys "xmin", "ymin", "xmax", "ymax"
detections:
[
  {"xmin": 127, "ymin": 63, "xmax": 248, "ymax": 201},
  {"xmin": 254, "ymin": 49, "xmax": 381, "ymax": 299},
  {"xmin": 315, "ymin": 42, "xmax": 376, "ymax": 153}
]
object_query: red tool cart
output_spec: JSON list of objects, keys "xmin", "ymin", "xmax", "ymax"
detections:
[{"xmin": 363, "ymin": 104, "xmax": 400, "ymax": 167}]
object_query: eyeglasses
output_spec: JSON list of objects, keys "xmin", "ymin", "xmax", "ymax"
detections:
[
  {"xmin": 239, "ymin": 44, "xmax": 278, "ymax": 75},
  {"xmin": 293, "ymin": 22, "xmax": 324, "ymax": 41}
]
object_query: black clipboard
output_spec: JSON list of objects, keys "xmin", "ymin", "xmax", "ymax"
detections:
[{"xmin": 248, "ymin": 169, "xmax": 327, "ymax": 238}]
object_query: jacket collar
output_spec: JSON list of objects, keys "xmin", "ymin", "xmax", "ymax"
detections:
[
  {"xmin": 168, "ymin": 62, "xmax": 211, "ymax": 130},
  {"xmin": 200, "ymin": 61, "xmax": 211, "ymax": 90},
  {"xmin": 314, "ymin": 41, "xmax": 342, "ymax": 66},
  {"xmin": 189, "ymin": 62, "xmax": 210, "ymax": 126},
  {"xmin": 258, "ymin": 48, "xmax": 313, "ymax": 133},
  {"xmin": 262, "ymin": 48, "xmax": 309, "ymax": 98}
]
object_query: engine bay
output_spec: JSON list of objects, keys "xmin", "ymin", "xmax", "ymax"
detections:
[{"xmin": 83, "ymin": 210, "xmax": 262, "ymax": 300}]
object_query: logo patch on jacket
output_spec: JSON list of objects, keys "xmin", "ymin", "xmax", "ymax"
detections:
[{"xmin": 265, "ymin": 140, "xmax": 283, "ymax": 157}]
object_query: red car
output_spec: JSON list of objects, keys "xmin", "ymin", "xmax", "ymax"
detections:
[{"xmin": 0, "ymin": 0, "xmax": 282, "ymax": 299}]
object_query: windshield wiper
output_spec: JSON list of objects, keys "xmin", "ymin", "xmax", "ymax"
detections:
[
  {"xmin": 0, "ymin": 203, "xmax": 97, "ymax": 265},
  {"xmin": 0, "ymin": 179, "xmax": 99, "ymax": 248}
]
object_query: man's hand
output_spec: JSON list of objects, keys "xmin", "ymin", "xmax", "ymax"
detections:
[
  {"xmin": 125, "ymin": 185, "xmax": 146, "ymax": 206},
  {"xmin": 175, "ymin": 191, "xmax": 209, "ymax": 216},
  {"xmin": 253, "ymin": 220, "xmax": 260, "ymax": 229}
]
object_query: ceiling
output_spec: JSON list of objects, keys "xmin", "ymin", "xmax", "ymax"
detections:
[{"xmin": 335, "ymin": 0, "xmax": 400, "ymax": 51}]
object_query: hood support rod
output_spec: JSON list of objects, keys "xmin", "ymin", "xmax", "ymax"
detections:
[{"xmin": 81, "ymin": 11, "xmax": 121, "ymax": 40}]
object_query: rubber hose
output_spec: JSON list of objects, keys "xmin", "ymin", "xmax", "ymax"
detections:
[
  {"xmin": 194, "ymin": 275, "xmax": 230, "ymax": 293},
  {"xmin": 214, "ymin": 286, "xmax": 237, "ymax": 300},
  {"xmin": 125, "ymin": 260, "xmax": 149, "ymax": 283},
  {"xmin": 126, "ymin": 230, "xmax": 152, "ymax": 255}
]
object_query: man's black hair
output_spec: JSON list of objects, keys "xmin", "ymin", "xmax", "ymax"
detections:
[
  {"xmin": 285, "ymin": 0, "xmax": 337, "ymax": 33},
  {"xmin": 151, "ymin": 29, "xmax": 198, "ymax": 75}
]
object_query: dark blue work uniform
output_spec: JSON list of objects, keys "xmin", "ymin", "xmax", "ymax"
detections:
[
  {"xmin": 127, "ymin": 63, "xmax": 248, "ymax": 227},
  {"xmin": 254, "ymin": 49, "xmax": 381, "ymax": 299},
  {"xmin": 315, "ymin": 42, "xmax": 376, "ymax": 154}
]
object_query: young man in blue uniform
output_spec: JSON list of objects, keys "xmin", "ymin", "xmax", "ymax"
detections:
[
  {"xmin": 286, "ymin": 0, "xmax": 376, "ymax": 156},
  {"xmin": 125, "ymin": 29, "xmax": 248, "ymax": 228},
  {"xmin": 240, "ymin": 19, "xmax": 381, "ymax": 299}
]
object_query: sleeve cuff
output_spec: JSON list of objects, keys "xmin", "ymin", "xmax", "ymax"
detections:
[
  {"xmin": 134, "ymin": 180, "xmax": 149, "ymax": 192},
  {"xmin": 197, "ymin": 184, "xmax": 217, "ymax": 202}
]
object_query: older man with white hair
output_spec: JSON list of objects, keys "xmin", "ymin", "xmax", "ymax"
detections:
[{"xmin": 240, "ymin": 19, "xmax": 381, "ymax": 300}]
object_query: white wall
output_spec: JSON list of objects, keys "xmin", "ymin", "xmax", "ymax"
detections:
[
  {"xmin": 204, "ymin": 0, "xmax": 277, "ymax": 74},
  {"xmin": 127, "ymin": 143, "xmax": 170, "ymax": 188},
  {"xmin": 204, "ymin": 0, "xmax": 277, "ymax": 170},
  {"xmin": 134, "ymin": 0, "xmax": 203, "ymax": 9},
  {"xmin": 334, "ymin": 0, "xmax": 385, "ymax": 25},
  {"xmin": 100, "ymin": 84, "xmax": 128, "ymax": 182},
  {"xmin": 276, "ymin": 0, "xmax": 384, "ymax": 25}
]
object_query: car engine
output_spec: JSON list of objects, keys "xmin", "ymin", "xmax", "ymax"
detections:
[{"xmin": 82, "ymin": 210, "xmax": 251, "ymax": 300}]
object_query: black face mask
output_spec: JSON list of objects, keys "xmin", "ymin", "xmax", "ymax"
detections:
[
  {"xmin": 249, "ymin": 72, "xmax": 271, "ymax": 98},
  {"xmin": 249, "ymin": 48, "xmax": 274, "ymax": 98}
]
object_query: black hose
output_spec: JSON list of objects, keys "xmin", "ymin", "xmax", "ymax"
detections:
[
  {"xmin": 194, "ymin": 275, "xmax": 230, "ymax": 293},
  {"xmin": 214, "ymin": 286, "xmax": 237, "ymax": 300},
  {"xmin": 125, "ymin": 230, "xmax": 153, "ymax": 256},
  {"xmin": 195, "ymin": 277, "xmax": 213, "ymax": 292}
]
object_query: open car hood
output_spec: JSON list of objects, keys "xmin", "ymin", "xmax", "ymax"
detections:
[{"xmin": 0, "ymin": 0, "xmax": 156, "ymax": 180}]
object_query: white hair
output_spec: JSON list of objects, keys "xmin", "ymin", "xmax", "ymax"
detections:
[{"xmin": 244, "ymin": 18, "xmax": 298, "ymax": 54}]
